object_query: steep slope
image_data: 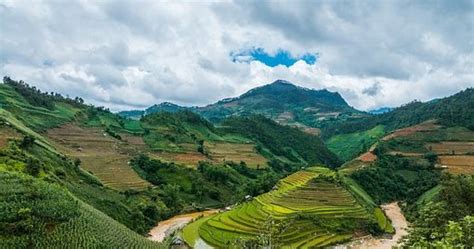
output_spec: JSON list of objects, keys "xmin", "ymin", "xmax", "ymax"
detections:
[
  {"xmin": 119, "ymin": 80, "xmax": 365, "ymax": 131},
  {"xmin": 323, "ymin": 88, "xmax": 474, "ymax": 139},
  {"xmin": 0, "ymin": 172, "xmax": 164, "ymax": 249},
  {"xmin": 220, "ymin": 115, "xmax": 342, "ymax": 167},
  {"xmin": 119, "ymin": 102, "xmax": 186, "ymax": 120},
  {"xmin": 183, "ymin": 167, "xmax": 391, "ymax": 248}
]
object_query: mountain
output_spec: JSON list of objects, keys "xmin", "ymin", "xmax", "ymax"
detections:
[
  {"xmin": 119, "ymin": 80, "xmax": 366, "ymax": 132},
  {"xmin": 198, "ymin": 80, "xmax": 361, "ymax": 125},
  {"xmin": 119, "ymin": 102, "xmax": 186, "ymax": 119},
  {"xmin": 368, "ymin": 107, "xmax": 393, "ymax": 115},
  {"xmin": 322, "ymin": 88, "xmax": 474, "ymax": 138}
]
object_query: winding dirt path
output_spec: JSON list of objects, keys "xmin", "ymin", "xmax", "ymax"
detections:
[
  {"xmin": 148, "ymin": 209, "xmax": 219, "ymax": 242},
  {"xmin": 342, "ymin": 202, "xmax": 408, "ymax": 249}
]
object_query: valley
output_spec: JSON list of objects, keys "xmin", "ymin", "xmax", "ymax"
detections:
[{"xmin": 0, "ymin": 77, "xmax": 472, "ymax": 248}]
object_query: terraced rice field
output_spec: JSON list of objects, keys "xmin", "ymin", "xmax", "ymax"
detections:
[
  {"xmin": 439, "ymin": 155, "xmax": 474, "ymax": 175},
  {"xmin": 183, "ymin": 167, "xmax": 380, "ymax": 248},
  {"xmin": 46, "ymin": 124, "xmax": 150, "ymax": 190},
  {"xmin": 206, "ymin": 142, "xmax": 268, "ymax": 168}
]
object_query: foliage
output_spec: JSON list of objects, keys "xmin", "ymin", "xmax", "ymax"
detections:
[
  {"xmin": 221, "ymin": 115, "xmax": 342, "ymax": 167},
  {"xmin": 326, "ymin": 125, "xmax": 385, "ymax": 161},
  {"xmin": 323, "ymin": 88, "xmax": 474, "ymax": 137},
  {"xmin": 350, "ymin": 155, "xmax": 441, "ymax": 204},
  {"xmin": 3, "ymin": 76, "xmax": 84, "ymax": 110},
  {"xmin": 183, "ymin": 167, "xmax": 385, "ymax": 248},
  {"xmin": 401, "ymin": 174, "xmax": 474, "ymax": 248}
]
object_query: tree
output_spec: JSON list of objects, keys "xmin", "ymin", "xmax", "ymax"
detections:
[
  {"xmin": 424, "ymin": 152, "xmax": 438, "ymax": 165},
  {"xmin": 19, "ymin": 135, "xmax": 35, "ymax": 148}
]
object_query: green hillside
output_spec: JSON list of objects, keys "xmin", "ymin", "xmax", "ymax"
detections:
[
  {"xmin": 119, "ymin": 80, "xmax": 366, "ymax": 131},
  {"xmin": 183, "ymin": 167, "xmax": 391, "ymax": 248},
  {"xmin": 221, "ymin": 115, "xmax": 342, "ymax": 167},
  {"xmin": 322, "ymin": 88, "xmax": 474, "ymax": 138},
  {"xmin": 0, "ymin": 172, "xmax": 164, "ymax": 249},
  {"xmin": 326, "ymin": 125, "xmax": 385, "ymax": 161}
]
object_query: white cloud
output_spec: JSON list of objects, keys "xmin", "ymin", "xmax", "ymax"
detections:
[{"xmin": 0, "ymin": 0, "xmax": 472, "ymax": 111}]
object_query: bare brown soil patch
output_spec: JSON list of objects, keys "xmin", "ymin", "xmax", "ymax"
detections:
[
  {"xmin": 46, "ymin": 124, "xmax": 150, "ymax": 190},
  {"xmin": 0, "ymin": 126, "xmax": 21, "ymax": 149},
  {"xmin": 439, "ymin": 155, "xmax": 474, "ymax": 175},
  {"xmin": 358, "ymin": 151, "xmax": 377, "ymax": 162},
  {"xmin": 382, "ymin": 120, "xmax": 440, "ymax": 141}
]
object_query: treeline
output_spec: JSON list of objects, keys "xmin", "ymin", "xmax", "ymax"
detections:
[
  {"xmin": 220, "ymin": 115, "xmax": 342, "ymax": 167},
  {"xmin": 401, "ymin": 174, "xmax": 474, "ymax": 247},
  {"xmin": 322, "ymin": 88, "xmax": 474, "ymax": 138},
  {"xmin": 3, "ymin": 76, "xmax": 85, "ymax": 110},
  {"xmin": 130, "ymin": 154, "xmax": 286, "ymax": 212}
]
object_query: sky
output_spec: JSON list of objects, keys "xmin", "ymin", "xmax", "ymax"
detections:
[{"xmin": 0, "ymin": 0, "xmax": 473, "ymax": 111}]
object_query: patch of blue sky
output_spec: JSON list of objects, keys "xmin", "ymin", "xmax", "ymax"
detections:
[{"xmin": 231, "ymin": 47, "xmax": 317, "ymax": 67}]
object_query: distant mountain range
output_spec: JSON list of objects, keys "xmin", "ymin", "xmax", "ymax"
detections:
[
  {"xmin": 368, "ymin": 107, "xmax": 393, "ymax": 115},
  {"xmin": 119, "ymin": 80, "xmax": 366, "ymax": 130}
]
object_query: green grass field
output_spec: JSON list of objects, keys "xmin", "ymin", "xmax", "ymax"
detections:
[
  {"xmin": 327, "ymin": 125, "xmax": 385, "ymax": 161},
  {"xmin": 183, "ymin": 167, "xmax": 388, "ymax": 248}
]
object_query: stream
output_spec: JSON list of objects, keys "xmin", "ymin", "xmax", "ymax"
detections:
[{"xmin": 148, "ymin": 209, "xmax": 219, "ymax": 242}]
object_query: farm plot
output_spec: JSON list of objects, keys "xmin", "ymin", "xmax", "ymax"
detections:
[
  {"xmin": 382, "ymin": 120, "xmax": 440, "ymax": 141},
  {"xmin": 46, "ymin": 124, "xmax": 150, "ymax": 190},
  {"xmin": 439, "ymin": 155, "xmax": 474, "ymax": 175},
  {"xmin": 206, "ymin": 142, "xmax": 268, "ymax": 169},
  {"xmin": 426, "ymin": 142, "xmax": 474, "ymax": 155},
  {"xmin": 183, "ymin": 167, "xmax": 385, "ymax": 248},
  {"xmin": 150, "ymin": 151, "xmax": 209, "ymax": 168}
]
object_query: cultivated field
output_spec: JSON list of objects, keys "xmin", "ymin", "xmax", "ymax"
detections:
[
  {"xmin": 206, "ymin": 142, "xmax": 268, "ymax": 168},
  {"xmin": 426, "ymin": 142, "xmax": 474, "ymax": 155},
  {"xmin": 46, "ymin": 124, "xmax": 150, "ymax": 190},
  {"xmin": 439, "ymin": 155, "xmax": 474, "ymax": 175},
  {"xmin": 183, "ymin": 167, "xmax": 387, "ymax": 248},
  {"xmin": 151, "ymin": 151, "xmax": 208, "ymax": 167},
  {"xmin": 382, "ymin": 120, "xmax": 440, "ymax": 141}
]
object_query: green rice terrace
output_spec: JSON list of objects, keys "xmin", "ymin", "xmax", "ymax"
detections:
[{"xmin": 183, "ymin": 167, "xmax": 392, "ymax": 248}]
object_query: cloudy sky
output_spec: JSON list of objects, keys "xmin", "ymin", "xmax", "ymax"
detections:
[{"xmin": 1, "ymin": 0, "xmax": 473, "ymax": 111}]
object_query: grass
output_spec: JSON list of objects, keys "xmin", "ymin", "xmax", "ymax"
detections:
[
  {"xmin": 183, "ymin": 167, "xmax": 387, "ymax": 248},
  {"xmin": 415, "ymin": 185, "xmax": 441, "ymax": 207},
  {"xmin": 327, "ymin": 125, "xmax": 385, "ymax": 161},
  {"xmin": 374, "ymin": 208, "xmax": 395, "ymax": 233},
  {"xmin": 182, "ymin": 215, "xmax": 216, "ymax": 247}
]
